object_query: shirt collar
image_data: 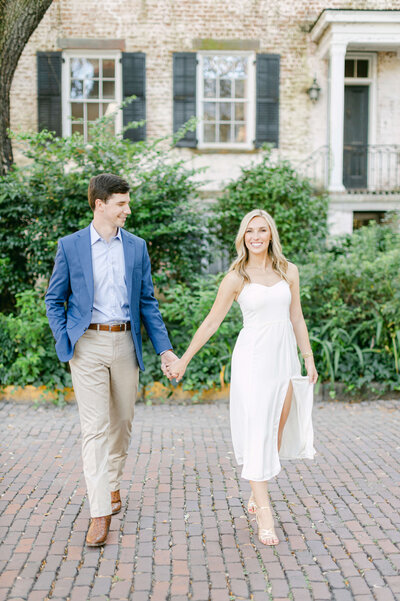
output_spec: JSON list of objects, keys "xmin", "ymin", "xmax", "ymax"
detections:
[{"xmin": 90, "ymin": 222, "xmax": 122, "ymax": 245}]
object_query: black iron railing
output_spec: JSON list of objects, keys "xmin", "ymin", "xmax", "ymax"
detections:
[
  {"xmin": 298, "ymin": 144, "xmax": 400, "ymax": 193},
  {"xmin": 297, "ymin": 145, "xmax": 330, "ymax": 190}
]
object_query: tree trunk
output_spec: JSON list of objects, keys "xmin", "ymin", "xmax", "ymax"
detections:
[{"xmin": 0, "ymin": 0, "xmax": 54, "ymax": 175}]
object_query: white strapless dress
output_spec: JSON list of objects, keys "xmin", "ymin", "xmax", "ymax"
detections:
[{"xmin": 230, "ymin": 281, "xmax": 315, "ymax": 481}]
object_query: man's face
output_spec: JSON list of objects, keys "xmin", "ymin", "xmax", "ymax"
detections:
[{"xmin": 96, "ymin": 192, "xmax": 131, "ymax": 229}]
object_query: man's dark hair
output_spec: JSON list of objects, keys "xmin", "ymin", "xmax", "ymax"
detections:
[{"xmin": 88, "ymin": 173, "xmax": 130, "ymax": 211}]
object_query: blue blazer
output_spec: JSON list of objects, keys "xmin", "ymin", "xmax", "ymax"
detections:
[{"xmin": 45, "ymin": 225, "xmax": 172, "ymax": 370}]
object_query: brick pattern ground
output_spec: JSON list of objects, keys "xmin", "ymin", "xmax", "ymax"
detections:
[{"xmin": 0, "ymin": 399, "xmax": 399, "ymax": 601}]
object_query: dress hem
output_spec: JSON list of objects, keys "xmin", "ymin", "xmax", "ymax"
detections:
[
  {"xmin": 279, "ymin": 450, "xmax": 316, "ymax": 461},
  {"xmin": 237, "ymin": 462, "xmax": 282, "ymax": 482},
  {"xmin": 236, "ymin": 446, "xmax": 316, "ymax": 480}
]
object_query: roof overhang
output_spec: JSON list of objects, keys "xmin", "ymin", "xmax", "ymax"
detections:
[{"xmin": 310, "ymin": 9, "xmax": 400, "ymax": 57}]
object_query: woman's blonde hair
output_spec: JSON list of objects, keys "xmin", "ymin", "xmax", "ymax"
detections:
[{"xmin": 229, "ymin": 209, "xmax": 289, "ymax": 283}]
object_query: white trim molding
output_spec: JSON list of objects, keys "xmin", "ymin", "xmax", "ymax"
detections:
[
  {"xmin": 196, "ymin": 51, "xmax": 255, "ymax": 150},
  {"xmin": 311, "ymin": 10, "xmax": 400, "ymax": 58},
  {"xmin": 344, "ymin": 52, "xmax": 377, "ymax": 150},
  {"xmin": 61, "ymin": 49, "xmax": 123, "ymax": 141},
  {"xmin": 311, "ymin": 10, "xmax": 398, "ymax": 192},
  {"xmin": 328, "ymin": 42, "xmax": 347, "ymax": 192}
]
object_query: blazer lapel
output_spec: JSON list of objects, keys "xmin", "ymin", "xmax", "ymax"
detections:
[
  {"xmin": 121, "ymin": 229, "xmax": 135, "ymax": 301},
  {"xmin": 75, "ymin": 226, "xmax": 94, "ymax": 303}
]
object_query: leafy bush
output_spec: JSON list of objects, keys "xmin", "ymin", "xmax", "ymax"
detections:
[
  {"xmin": 213, "ymin": 148, "xmax": 329, "ymax": 263},
  {"xmin": 1, "ymin": 110, "xmax": 399, "ymax": 399},
  {"xmin": 0, "ymin": 286, "xmax": 70, "ymax": 390},
  {"xmin": 1, "ymin": 223, "xmax": 399, "ymax": 397},
  {"xmin": 0, "ymin": 312, "xmax": 17, "ymax": 385},
  {"xmin": 301, "ymin": 223, "xmax": 400, "ymax": 394},
  {"xmin": 0, "ymin": 114, "xmax": 209, "ymax": 311},
  {"xmin": 139, "ymin": 223, "xmax": 400, "ymax": 397},
  {"xmin": 140, "ymin": 274, "xmax": 242, "ymax": 393}
]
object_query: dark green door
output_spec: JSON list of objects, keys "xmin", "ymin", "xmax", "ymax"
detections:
[{"xmin": 343, "ymin": 86, "xmax": 369, "ymax": 189}]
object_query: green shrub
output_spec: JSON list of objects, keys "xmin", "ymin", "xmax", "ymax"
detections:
[
  {"xmin": 301, "ymin": 223, "xmax": 400, "ymax": 394},
  {"xmin": 1, "ymin": 112, "xmax": 399, "ymax": 399},
  {"xmin": 141, "ymin": 274, "xmax": 242, "ymax": 393},
  {"xmin": 0, "ymin": 114, "xmax": 209, "ymax": 311},
  {"xmin": 0, "ymin": 312, "xmax": 17, "ymax": 385},
  {"xmin": 0, "ymin": 286, "xmax": 70, "ymax": 390},
  {"xmin": 213, "ymin": 148, "xmax": 329, "ymax": 263},
  {"xmin": 140, "ymin": 223, "xmax": 400, "ymax": 397}
]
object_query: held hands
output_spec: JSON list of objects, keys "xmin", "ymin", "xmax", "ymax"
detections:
[
  {"xmin": 166, "ymin": 358, "xmax": 187, "ymax": 383},
  {"xmin": 160, "ymin": 350, "xmax": 188, "ymax": 383},
  {"xmin": 305, "ymin": 356, "xmax": 318, "ymax": 384},
  {"xmin": 160, "ymin": 350, "xmax": 179, "ymax": 381}
]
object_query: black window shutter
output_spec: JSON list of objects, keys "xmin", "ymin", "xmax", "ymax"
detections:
[
  {"xmin": 255, "ymin": 54, "xmax": 280, "ymax": 148},
  {"xmin": 122, "ymin": 52, "xmax": 146, "ymax": 142},
  {"xmin": 173, "ymin": 53, "xmax": 197, "ymax": 148},
  {"xmin": 37, "ymin": 52, "xmax": 62, "ymax": 136}
]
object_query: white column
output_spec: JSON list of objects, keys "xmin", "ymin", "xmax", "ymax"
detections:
[{"xmin": 328, "ymin": 42, "xmax": 347, "ymax": 192}]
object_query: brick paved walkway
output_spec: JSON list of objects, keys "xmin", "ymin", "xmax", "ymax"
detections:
[{"xmin": 1, "ymin": 399, "xmax": 399, "ymax": 601}]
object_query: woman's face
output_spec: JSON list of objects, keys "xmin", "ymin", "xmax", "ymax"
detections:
[{"xmin": 244, "ymin": 216, "xmax": 271, "ymax": 255}]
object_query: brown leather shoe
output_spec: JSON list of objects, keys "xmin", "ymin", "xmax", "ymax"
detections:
[
  {"xmin": 111, "ymin": 490, "xmax": 122, "ymax": 515},
  {"xmin": 86, "ymin": 515, "xmax": 111, "ymax": 547}
]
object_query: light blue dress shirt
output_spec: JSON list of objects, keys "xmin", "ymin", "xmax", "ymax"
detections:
[{"xmin": 90, "ymin": 222, "xmax": 130, "ymax": 324}]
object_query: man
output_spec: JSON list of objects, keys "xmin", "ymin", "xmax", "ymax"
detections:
[{"xmin": 45, "ymin": 173, "xmax": 177, "ymax": 546}]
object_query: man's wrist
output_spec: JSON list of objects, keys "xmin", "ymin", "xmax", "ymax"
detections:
[{"xmin": 160, "ymin": 349, "xmax": 173, "ymax": 356}]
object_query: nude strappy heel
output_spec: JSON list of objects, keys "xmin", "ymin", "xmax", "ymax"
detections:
[
  {"xmin": 256, "ymin": 505, "xmax": 279, "ymax": 546},
  {"xmin": 247, "ymin": 493, "xmax": 257, "ymax": 514}
]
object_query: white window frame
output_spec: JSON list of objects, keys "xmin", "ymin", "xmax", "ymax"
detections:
[
  {"xmin": 344, "ymin": 52, "xmax": 377, "ymax": 148},
  {"xmin": 62, "ymin": 49, "xmax": 123, "ymax": 140},
  {"xmin": 196, "ymin": 51, "xmax": 255, "ymax": 150}
]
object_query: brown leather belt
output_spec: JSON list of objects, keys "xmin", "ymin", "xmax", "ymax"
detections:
[{"xmin": 88, "ymin": 322, "xmax": 131, "ymax": 332}]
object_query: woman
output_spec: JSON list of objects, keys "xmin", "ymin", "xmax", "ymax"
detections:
[{"xmin": 167, "ymin": 209, "xmax": 318, "ymax": 546}]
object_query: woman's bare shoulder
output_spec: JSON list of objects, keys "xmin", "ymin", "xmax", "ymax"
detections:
[
  {"xmin": 221, "ymin": 270, "xmax": 243, "ymax": 293},
  {"xmin": 286, "ymin": 261, "xmax": 299, "ymax": 285}
]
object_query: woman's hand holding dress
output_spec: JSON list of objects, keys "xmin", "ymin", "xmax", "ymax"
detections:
[{"xmin": 305, "ymin": 356, "xmax": 318, "ymax": 384}]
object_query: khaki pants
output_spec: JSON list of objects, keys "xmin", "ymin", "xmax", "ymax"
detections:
[{"xmin": 69, "ymin": 329, "xmax": 139, "ymax": 517}]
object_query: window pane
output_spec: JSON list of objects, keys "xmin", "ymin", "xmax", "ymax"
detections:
[
  {"xmin": 87, "ymin": 103, "xmax": 99, "ymax": 121},
  {"xmin": 219, "ymin": 124, "xmax": 230, "ymax": 142},
  {"xmin": 204, "ymin": 55, "xmax": 247, "ymax": 79},
  {"xmin": 345, "ymin": 59, "xmax": 355, "ymax": 77},
  {"xmin": 72, "ymin": 123, "xmax": 84, "ymax": 135},
  {"xmin": 357, "ymin": 60, "xmax": 369, "ymax": 78},
  {"xmin": 71, "ymin": 58, "xmax": 99, "ymax": 79},
  {"xmin": 102, "ymin": 102, "xmax": 118, "ymax": 117},
  {"xmin": 235, "ymin": 124, "xmax": 246, "ymax": 143},
  {"xmin": 71, "ymin": 102, "xmax": 83, "ymax": 119},
  {"xmin": 235, "ymin": 103, "xmax": 245, "ymax": 121},
  {"xmin": 202, "ymin": 55, "xmax": 248, "ymax": 145},
  {"xmin": 71, "ymin": 80, "xmax": 83, "ymax": 99},
  {"xmin": 204, "ymin": 78, "xmax": 216, "ymax": 98},
  {"xmin": 85, "ymin": 80, "xmax": 99, "ymax": 99},
  {"xmin": 219, "ymin": 79, "xmax": 231, "ymax": 98},
  {"xmin": 102, "ymin": 81, "xmax": 115, "ymax": 99},
  {"xmin": 102, "ymin": 59, "xmax": 115, "ymax": 78},
  {"xmin": 204, "ymin": 124, "xmax": 216, "ymax": 142},
  {"xmin": 203, "ymin": 102, "xmax": 216, "ymax": 121},
  {"xmin": 235, "ymin": 79, "xmax": 245, "ymax": 98},
  {"xmin": 204, "ymin": 56, "xmax": 217, "ymax": 79},
  {"xmin": 219, "ymin": 102, "xmax": 231, "ymax": 121}
]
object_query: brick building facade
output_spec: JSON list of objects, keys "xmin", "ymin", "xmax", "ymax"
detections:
[{"xmin": 9, "ymin": 0, "xmax": 400, "ymax": 234}]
